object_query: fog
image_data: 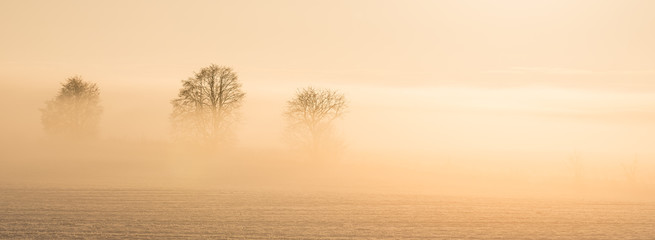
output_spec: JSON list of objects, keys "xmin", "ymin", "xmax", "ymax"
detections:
[
  {"xmin": 2, "ymin": 78, "xmax": 655, "ymax": 201},
  {"xmin": 2, "ymin": 0, "xmax": 655, "ymax": 202}
]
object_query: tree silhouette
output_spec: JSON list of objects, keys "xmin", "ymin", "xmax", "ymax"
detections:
[
  {"xmin": 41, "ymin": 76, "xmax": 102, "ymax": 139},
  {"xmin": 285, "ymin": 87, "xmax": 347, "ymax": 158},
  {"xmin": 171, "ymin": 64, "xmax": 245, "ymax": 144}
]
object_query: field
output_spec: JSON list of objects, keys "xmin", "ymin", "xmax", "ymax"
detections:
[{"xmin": 1, "ymin": 188, "xmax": 654, "ymax": 239}]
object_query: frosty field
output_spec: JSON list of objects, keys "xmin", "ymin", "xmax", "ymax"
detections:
[{"xmin": 1, "ymin": 188, "xmax": 654, "ymax": 239}]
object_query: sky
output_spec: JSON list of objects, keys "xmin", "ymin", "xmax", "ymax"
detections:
[{"xmin": 2, "ymin": 0, "xmax": 655, "ymax": 173}]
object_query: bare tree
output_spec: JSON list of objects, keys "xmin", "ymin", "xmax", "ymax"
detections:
[
  {"xmin": 41, "ymin": 76, "xmax": 102, "ymax": 139},
  {"xmin": 284, "ymin": 87, "xmax": 347, "ymax": 158},
  {"xmin": 171, "ymin": 64, "xmax": 245, "ymax": 144}
]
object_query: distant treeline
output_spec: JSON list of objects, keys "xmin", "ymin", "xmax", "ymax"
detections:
[{"xmin": 40, "ymin": 64, "xmax": 347, "ymax": 158}]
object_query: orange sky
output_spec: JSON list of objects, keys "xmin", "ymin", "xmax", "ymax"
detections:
[{"xmin": 2, "ymin": 0, "xmax": 655, "ymax": 165}]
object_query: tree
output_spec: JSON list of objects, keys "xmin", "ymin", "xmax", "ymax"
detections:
[
  {"xmin": 41, "ymin": 76, "xmax": 102, "ymax": 139},
  {"xmin": 170, "ymin": 64, "xmax": 245, "ymax": 144},
  {"xmin": 284, "ymin": 87, "xmax": 347, "ymax": 158}
]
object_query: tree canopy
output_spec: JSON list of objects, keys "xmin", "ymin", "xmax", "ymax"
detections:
[
  {"xmin": 41, "ymin": 76, "xmax": 102, "ymax": 139},
  {"xmin": 171, "ymin": 64, "xmax": 245, "ymax": 145},
  {"xmin": 285, "ymin": 87, "xmax": 347, "ymax": 157}
]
